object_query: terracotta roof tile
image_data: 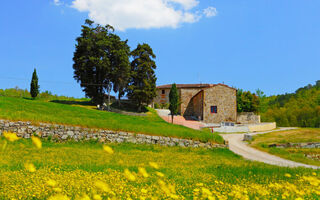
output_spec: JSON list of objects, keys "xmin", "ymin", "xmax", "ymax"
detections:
[{"xmin": 157, "ymin": 83, "xmax": 236, "ymax": 90}]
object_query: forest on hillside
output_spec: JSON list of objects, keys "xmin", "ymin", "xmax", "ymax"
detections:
[{"xmin": 260, "ymin": 81, "xmax": 320, "ymax": 128}]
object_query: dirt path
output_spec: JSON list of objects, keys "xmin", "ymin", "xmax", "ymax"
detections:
[
  {"xmin": 156, "ymin": 109, "xmax": 319, "ymax": 169},
  {"xmin": 222, "ymin": 129, "xmax": 320, "ymax": 169}
]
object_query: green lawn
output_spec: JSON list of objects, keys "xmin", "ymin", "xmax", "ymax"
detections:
[
  {"xmin": 250, "ymin": 128, "xmax": 320, "ymax": 166},
  {"xmin": 0, "ymin": 96, "xmax": 222, "ymax": 143},
  {"xmin": 0, "ymin": 138, "xmax": 319, "ymax": 199}
]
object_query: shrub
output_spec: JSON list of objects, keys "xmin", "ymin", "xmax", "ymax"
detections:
[
  {"xmin": 161, "ymin": 103, "xmax": 169, "ymax": 109},
  {"xmin": 154, "ymin": 103, "xmax": 160, "ymax": 109}
]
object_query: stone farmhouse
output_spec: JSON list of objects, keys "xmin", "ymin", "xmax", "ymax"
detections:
[{"xmin": 153, "ymin": 84, "xmax": 237, "ymax": 123}]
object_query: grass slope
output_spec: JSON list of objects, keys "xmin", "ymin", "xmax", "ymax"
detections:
[
  {"xmin": 0, "ymin": 138, "xmax": 319, "ymax": 199},
  {"xmin": 250, "ymin": 128, "xmax": 320, "ymax": 166},
  {"xmin": 0, "ymin": 96, "xmax": 222, "ymax": 143}
]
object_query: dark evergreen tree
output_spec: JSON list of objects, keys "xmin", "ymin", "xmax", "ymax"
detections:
[
  {"xmin": 110, "ymin": 34, "xmax": 131, "ymax": 107},
  {"xmin": 127, "ymin": 43, "xmax": 157, "ymax": 112},
  {"xmin": 30, "ymin": 68, "xmax": 39, "ymax": 98},
  {"xmin": 169, "ymin": 83, "xmax": 179, "ymax": 123},
  {"xmin": 73, "ymin": 19, "xmax": 130, "ymax": 108}
]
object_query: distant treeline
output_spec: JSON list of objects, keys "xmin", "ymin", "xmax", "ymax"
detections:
[
  {"xmin": 0, "ymin": 87, "xmax": 88, "ymax": 101},
  {"xmin": 260, "ymin": 81, "xmax": 320, "ymax": 128}
]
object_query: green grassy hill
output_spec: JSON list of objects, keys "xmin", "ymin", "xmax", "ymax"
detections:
[{"xmin": 0, "ymin": 96, "xmax": 222, "ymax": 143}]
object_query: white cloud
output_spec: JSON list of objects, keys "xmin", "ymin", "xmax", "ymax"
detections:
[
  {"xmin": 53, "ymin": 0, "xmax": 63, "ymax": 6},
  {"xmin": 71, "ymin": 0, "xmax": 216, "ymax": 31},
  {"xmin": 203, "ymin": 6, "xmax": 217, "ymax": 18},
  {"xmin": 166, "ymin": 0, "xmax": 199, "ymax": 10}
]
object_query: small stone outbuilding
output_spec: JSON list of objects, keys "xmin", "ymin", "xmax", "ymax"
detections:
[{"xmin": 153, "ymin": 84, "xmax": 237, "ymax": 123}]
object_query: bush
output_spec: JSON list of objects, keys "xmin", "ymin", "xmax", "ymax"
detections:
[
  {"xmin": 154, "ymin": 103, "xmax": 160, "ymax": 109},
  {"xmin": 161, "ymin": 103, "xmax": 169, "ymax": 109},
  {"xmin": 0, "ymin": 87, "xmax": 30, "ymax": 98}
]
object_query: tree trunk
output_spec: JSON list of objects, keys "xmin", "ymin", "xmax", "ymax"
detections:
[
  {"xmin": 118, "ymin": 86, "xmax": 121, "ymax": 108},
  {"xmin": 138, "ymin": 102, "xmax": 141, "ymax": 113},
  {"xmin": 108, "ymin": 90, "xmax": 111, "ymax": 111},
  {"xmin": 171, "ymin": 114, "xmax": 174, "ymax": 124}
]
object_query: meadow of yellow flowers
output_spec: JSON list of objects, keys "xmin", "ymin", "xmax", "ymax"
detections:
[{"xmin": 0, "ymin": 131, "xmax": 319, "ymax": 200}]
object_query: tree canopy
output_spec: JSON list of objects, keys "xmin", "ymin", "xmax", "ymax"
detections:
[
  {"xmin": 73, "ymin": 20, "xmax": 130, "ymax": 106},
  {"xmin": 169, "ymin": 83, "xmax": 179, "ymax": 123},
  {"xmin": 237, "ymin": 89, "xmax": 260, "ymax": 113},
  {"xmin": 261, "ymin": 81, "xmax": 320, "ymax": 127},
  {"xmin": 30, "ymin": 68, "xmax": 39, "ymax": 98},
  {"xmin": 127, "ymin": 43, "xmax": 157, "ymax": 112}
]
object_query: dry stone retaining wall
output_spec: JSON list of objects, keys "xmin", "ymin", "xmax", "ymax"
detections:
[
  {"xmin": 268, "ymin": 143, "xmax": 320, "ymax": 149},
  {"xmin": 237, "ymin": 112, "xmax": 261, "ymax": 124},
  {"xmin": 0, "ymin": 119, "xmax": 227, "ymax": 149}
]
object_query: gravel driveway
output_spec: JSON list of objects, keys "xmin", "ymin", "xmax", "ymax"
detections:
[{"xmin": 222, "ymin": 129, "xmax": 320, "ymax": 169}]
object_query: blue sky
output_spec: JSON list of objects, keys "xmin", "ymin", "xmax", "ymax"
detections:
[{"xmin": 0, "ymin": 0, "xmax": 319, "ymax": 98}]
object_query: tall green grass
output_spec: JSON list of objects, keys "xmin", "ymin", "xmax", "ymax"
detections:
[{"xmin": 0, "ymin": 138, "xmax": 315, "ymax": 180}]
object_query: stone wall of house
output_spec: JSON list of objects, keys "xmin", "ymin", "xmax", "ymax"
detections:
[
  {"xmin": 0, "ymin": 119, "xmax": 227, "ymax": 149},
  {"xmin": 191, "ymin": 90, "xmax": 204, "ymax": 120},
  {"xmin": 180, "ymin": 88, "xmax": 203, "ymax": 116},
  {"xmin": 203, "ymin": 85, "xmax": 237, "ymax": 123},
  {"xmin": 153, "ymin": 88, "xmax": 170, "ymax": 106},
  {"xmin": 237, "ymin": 112, "xmax": 261, "ymax": 124}
]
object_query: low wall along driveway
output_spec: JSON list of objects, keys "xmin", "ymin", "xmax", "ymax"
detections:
[{"xmin": 0, "ymin": 119, "xmax": 227, "ymax": 149}]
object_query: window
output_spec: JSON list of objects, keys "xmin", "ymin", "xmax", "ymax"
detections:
[
  {"xmin": 211, "ymin": 106, "xmax": 217, "ymax": 113},
  {"xmin": 162, "ymin": 90, "xmax": 165, "ymax": 94}
]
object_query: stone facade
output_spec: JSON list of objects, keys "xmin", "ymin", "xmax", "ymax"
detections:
[
  {"xmin": 180, "ymin": 88, "xmax": 203, "ymax": 117},
  {"xmin": 153, "ymin": 88, "xmax": 170, "ymax": 106},
  {"xmin": 154, "ymin": 84, "xmax": 237, "ymax": 123},
  {"xmin": 0, "ymin": 119, "xmax": 227, "ymax": 149},
  {"xmin": 202, "ymin": 85, "xmax": 237, "ymax": 123}
]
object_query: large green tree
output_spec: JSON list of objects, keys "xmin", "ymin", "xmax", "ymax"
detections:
[
  {"xmin": 127, "ymin": 43, "xmax": 157, "ymax": 112},
  {"xmin": 237, "ymin": 89, "xmax": 260, "ymax": 113},
  {"xmin": 73, "ymin": 19, "xmax": 130, "ymax": 108},
  {"xmin": 169, "ymin": 83, "xmax": 179, "ymax": 123},
  {"xmin": 30, "ymin": 68, "xmax": 39, "ymax": 98},
  {"xmin": 110, "ymin": 35, "xmax": 131, "ymax": 107}
]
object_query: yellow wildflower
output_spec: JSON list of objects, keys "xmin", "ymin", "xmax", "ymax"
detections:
[
  {"xmin": 31, "ymin": 136, "xmax": 42, "ymax": 149},
  {"xmin": 158, "ymin": 179, "xmax": 165, "ymax": 186},
  {"xmin": 103, "ymin": 145, "xmax": 114, "ymax": 154},
  {"xmin": 24, "ymin": 163, "xmax": 36, "ymax": 172},
  {"xmin": 53, "ymin": 187, "xmax": 62, "ymax": 192},
  {"xmin": 312, "ymin": 172, "xmax": 317, "ymax": 176},
  {"xmin": 202, "ymin": 187, "xmax": 213, "ymax": 196},
  {"xmin": 46, "ymin": 179, "xmax": 57, "ymax": 187},
  {"xmin": 138, "ymin": 167, "xmax": 149, "ymax": 178},
  {"xmin": 124, "ymin": 169, "xmax": 136, "ymax": 181},
  {"xmin": 77, "ymin": 194, "xmax": 91, "ymax": 200},
  {"xmin": 196, "ymin": 183, "xmax": 204, "ymax": 187},
  {"xmin": 149, "ymin": 162, "xmax": 159, "ymax": 169},
  {"xmin": 285, "ymin": 173, "xmax": 291, "ymax": 178},
  {"xmin": 95, "ymin": 180, "xmax": 110, "ymax": 192},
  {"xmin": 208, "ymin": 196, "xmax": 215, "ymax": 200},
  {"xmin": 93, "ymin": 194, "xmax": 102, "ymax": 200},
  {"xmin": 48, "ymin": 194, "xmax": 70, "ymax": 200},
  {"xmin": 3, "ymin": 131, "xmax": 20, "ymax": 142},
  {"xmin": 155, "ymin": 171, "xmax": 164, "ymax": 177},
  {"xmin": 141, "ymin": 188, "xmax": 148, "ymax": 194}
]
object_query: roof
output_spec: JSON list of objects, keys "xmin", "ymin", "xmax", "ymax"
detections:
[{"xmin": 157, "ymin": 83, "xmax": 236, "ymax": 90}]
